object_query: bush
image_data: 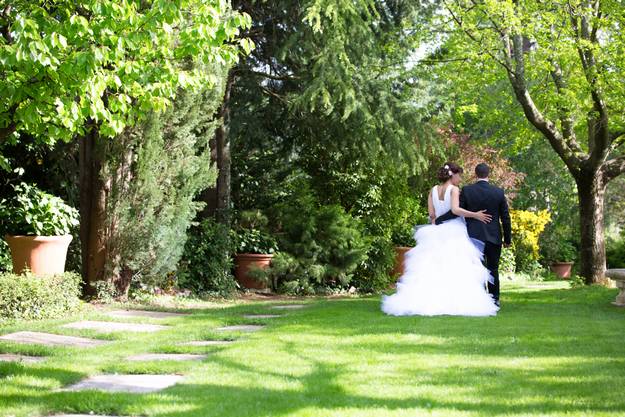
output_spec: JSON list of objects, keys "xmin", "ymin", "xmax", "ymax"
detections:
[
  {"xmin": 177, "ymin": 218, "xmax": 236, "ymax": 296},
  {"xmin": 351, "ymin": 236, "xmax": 396, "ymax": 292},
  {"xmin": 104, "ymin": 86, "xmax": 222, "ymax": 293},
  {"xmin": 265, "ymin": 176, "xmax": 370, "ymax": 294},
  {"xmin": 232, "ymin": 210, "xmax": 278, "ymax": 254},
  {"xmin": 500, "ymin": 246, "xmax": 516, "ymax": 274},
  {"xmin": 607, "ymin": 233, "xmax": 625, "ymax": 269},
  {"xmin": 511, "ymin": 209, "xmax": 551, "ymax": 272},
  {"xmin": 0, "ymin": 239, "xmax": 11, "ymax": 273},
  {"xmin": 0, "ymin": 272, "xmax": 82, "ymax": 321},
  {"xmin": 0, "ymin": 183, "xmax": 79, "ymax": 236}
]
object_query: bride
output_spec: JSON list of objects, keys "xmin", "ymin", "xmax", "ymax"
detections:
[{"xmin": 382, "ymin": 162, "xmax": 500, "ymax": 317}]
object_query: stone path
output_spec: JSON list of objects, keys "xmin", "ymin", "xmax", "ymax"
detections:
[
  {"xmin": 127, "ymin": 353, "xmax": 207, "ymax": 362},
  {"xmin": 62, "ymin": 321, "xmax": 168, "ymax": 333},
  {"xmin": 1, "ymin": 302, "xmax": 298, "ymax": 399},
  {"xmin": 0, "ymin": 353, "xmax": 46, "ymax": 363},
  {"xmin": 180, "ymin": 340, "xmax": 235, "ymax": 346},
  {"xmin": 243, "ymin": 314, "xmax": 281, "ymax": 319},
  {"xmin": 216, "ymin": 325, "xmax": 265, "ymax": 332},
  {"xmin": 106, "ymin": 309, "xmax": 187, "ymax": 319},
  {"xmin": 271, "ymin": 304, "xmax": 306, "ymax": 310},
  {"xmin": 64, "ymin": 374, "xmax": 184, "ymax": 393},
  {"xmin": 52, "ymin": 415, "xmax": 121, "ymax": 417},
  {"xmin": 0, "ymin": 331, "xmax": 106, "ymax": 347}
]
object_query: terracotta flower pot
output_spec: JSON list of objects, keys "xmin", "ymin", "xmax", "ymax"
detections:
[
  {"xmin": 234, "ymin": 253, "xmax": 274, "ymax": 289},
  {"xmin": 5, "ymin": 235, "xmax": 73, "ymax": 276},
  {"xmin": 392, "ymin": 246, "xmax": 413, "ymax": 278},
  {"xmin": 550, "ymin": 262, "xmax": 574, "ymax": 279}
]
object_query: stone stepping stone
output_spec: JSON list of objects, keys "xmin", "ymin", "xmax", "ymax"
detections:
[
  {"xmin": 180, "ymin": 340, "xmax": 235, "ymax": 346},
  {"xmin": 0, "ymin": 331, "xmax": 106, "ymax": 348},
  {"xmin": 271, "ymin": 304, "xmax": 306, "ymax": 310},
  {"xmin": 52, "ymin": 415, "xmax": 121, "ymax": 417},
  {"xmin": 127, "ymin": 353, "xmax": 207, "ymax": 362},
  {"xmin": 62, "ymin": 321, "xmax": 168, "ymax": 333},
  {"xmin": 216, "ymin": 325, "xmax": 265, "ymax": 332},
  {"xmin": 106, "ymin": 309, "xmax": 187, "ymax": 319},
  {"xmin": 243, "ymin": 314, "xmax": 281, "ymax": 319},
  {"xmin": 0, "ymin": 353, "xmax": 46, "ymax": 363},
  {"xmin": 65, "ymin": 374, "xmax": 183, "ymax": 393}
]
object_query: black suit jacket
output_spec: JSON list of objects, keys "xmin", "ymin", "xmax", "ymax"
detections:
[{"xmin": 435, "ymin": 181, "xmax": 512, "ymax": 245}]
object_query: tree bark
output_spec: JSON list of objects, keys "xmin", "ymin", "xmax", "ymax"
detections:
[
  {"xmin": 203, "ymin": 68, "xmax": 236, "ymax": 224},
  {"xmin": 576, "ymin": 169, "xmax": 607, "ymax": 285},
  {"xmin": 79, "ymin": 128, "xmax": 108, "ymax": 296}
]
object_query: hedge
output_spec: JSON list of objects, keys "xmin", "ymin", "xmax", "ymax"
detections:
[{"xmin": 0, "ymin": 272, "xmax": 82, "ymax": 321}]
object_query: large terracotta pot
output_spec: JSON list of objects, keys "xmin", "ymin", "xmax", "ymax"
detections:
[
  {"xmin": 550, "ymin": 262, "xmax": 574, "ymax": 279},
  {"xmin": 5, "ymin": 235, "xmax": 73, "ymax": 275},
  {"xmin": 392, "ymin": 246, "xmax": 412, "ymax": 278},
  {"xmin": 234, "ymin": 253, "xmax": 274, "ymax": 289}
]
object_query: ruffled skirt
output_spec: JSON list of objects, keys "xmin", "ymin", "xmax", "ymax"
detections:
[{"xmin": 382, "ymin": 219, "xmax": 499, "ymax": 317}]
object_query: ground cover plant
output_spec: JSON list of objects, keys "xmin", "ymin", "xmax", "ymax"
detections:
[{"xmin": 0, "ymin": 280, "xmax": 624, "ymax": 417}]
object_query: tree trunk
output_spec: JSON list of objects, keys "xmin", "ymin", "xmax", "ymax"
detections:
[
  {"xmin": 203, "ymin": 68, "xmax": 236, "ymax": 224},
  {"xmin": 79, "ymin": 128, "xmax": 108, "ymax": 296},
  {"xmin": 576, "ymin": 170, "xmax": 607, "ymax": 284}
]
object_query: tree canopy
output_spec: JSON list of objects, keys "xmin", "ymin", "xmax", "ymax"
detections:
[{"xmin": 0, "ymin": 0, "xmax": 251, "ymax": 168}]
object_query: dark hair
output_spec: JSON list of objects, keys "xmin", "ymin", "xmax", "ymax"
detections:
[
  {"xmin": 437, "ymin": 162, "xmax": 463, "ymax": 183},
  {"xmin": 475, "ymin": 163, "xmax": 490, "ymax": 179}
]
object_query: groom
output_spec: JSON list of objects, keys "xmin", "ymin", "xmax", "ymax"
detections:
[{"xmin": 435, "ymin": 163, "xmax": 511, "ymax": 306}]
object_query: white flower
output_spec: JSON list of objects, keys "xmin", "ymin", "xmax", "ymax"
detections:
[
  {"xmin": 448, "ymin": 170, "xmax": 453, "ymax": 176},
  {"xmin": 444, "ymin": 164, "xmax": 449, "ymax": 170}
]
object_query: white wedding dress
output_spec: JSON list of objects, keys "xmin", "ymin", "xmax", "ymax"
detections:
[{"xmin": 382, "ymin": 185, "xmax": 499, "ymax": 316}]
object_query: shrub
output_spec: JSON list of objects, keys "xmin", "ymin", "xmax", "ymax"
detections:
[
  {"xmin": 510, "ymin": 209, "xmax": 551, "ymax": 272},
  {"xmin": 500, "ymin": 246, "xmax": 516, "ymax": 274},
  {"xmin": 0, "ymin": 272, "xmax": 82, "ymax": 321},
  {"xmin": 177, "ymin": 218, "xmax": 236, "ymax": 296},
  {"xmin": 232, "ymin": 210, "xmax": 279, "ymax": 254},
  {"xmin": 104, "ymin": 86, "xmax": 222, "ymax": 294},
  {"xmin": 266, "ymin": 176, "xmax": 370, "ymax": 294},
  {"xmin": 606, "ymin": 233, "xmax": 625, "ymax": 269},
  {"xmin": 0, "ymin": 239, "xmax": 11, "ymax": 273},
  {"xmin": 351, "ymin": 236, "xmax": 396, "ymax": 292},
  {"xmin": 0, "ymin": 183, "xmax": 79, "ymax": 236}
]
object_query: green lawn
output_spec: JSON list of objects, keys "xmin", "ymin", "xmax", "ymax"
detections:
[{"xmin": 1, "ymin": 281, "xmax": 624, "ymax": 417}]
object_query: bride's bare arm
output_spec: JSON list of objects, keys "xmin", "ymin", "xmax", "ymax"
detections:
[
  {"xmin": 428, "ymin": 191, "xmax": 436, "ymax": 224},
  {"xmin": 450, "ymin": 187, "xmax": 492, "ymax": 223}
]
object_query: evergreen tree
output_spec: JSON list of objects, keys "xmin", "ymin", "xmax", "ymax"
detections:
[{"xmin": 103, "ymin": 82, "xmax": 225, "ymax": 295}]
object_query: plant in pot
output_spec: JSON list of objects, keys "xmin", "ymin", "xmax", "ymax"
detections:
[
  {"xmin": 232, "ymin": 210, "xmax": 278, "ymax": 290},
  {"xmin": 542, "ymin": 236, "xmax": 577, "ymax": 279},
  {"xmin": 390, "ymin": 224, "xmax": 415, "ymax": 279},
  {"xmin": 0, "ymin": 183, "xmax": 79, "ymax": 275}
]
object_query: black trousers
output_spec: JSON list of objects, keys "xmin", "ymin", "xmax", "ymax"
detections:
[{"xmin": 483, "ymin": 242, "xmax": 502, "ymax": 301}]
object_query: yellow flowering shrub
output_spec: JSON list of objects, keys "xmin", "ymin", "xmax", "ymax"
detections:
[{"xmin": 510, "ymin": 209, "xmax": 551, "ymax": 271}]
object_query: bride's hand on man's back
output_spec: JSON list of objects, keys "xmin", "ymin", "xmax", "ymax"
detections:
[{"xmin": 475, "ymin": 210, "xmax": 492, "ymax": 224}]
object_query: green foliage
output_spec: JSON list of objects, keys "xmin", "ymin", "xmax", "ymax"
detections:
[
  {"xmin": 178, "ymin": 218, "xmax": 236, "ymax": 296},
  {"xmin": 264, "ymin": 175, "xmax": 369, "ymax": 294},
  {"xmin": 541, "ymin": 237, "xmax": 578, "ymax": 264},
  {"xmin": 0, "ymin": 183, "xmax": 79, "ymax": 236},
  {"xmin": 105, "ymin": 86, "xmax": 222, "ymax": 288},
  {"xmin": 0, "ymin": 0, "xmax": 251, "ymax": 156},
  {"xmin": 0, "ymin": 271, "xmax": 81, "ymax": 321},
  {"xmin": 93, "ymin": 280, "xmax": 117, "ymax": 304},
  {"xmin": 0, "ymin": 239, "xmax": 12, "ymax": 273},
  {"xmin": 232, "ymin": 210, "xmax": 278, "ymax": 255},
  {"xmin": 606, "ymin": 233, "xmax": 625, "ymax": 269},
  {"xmin": 500, "ymin": 247, "xmax": 516, "ymax": 274},
  {"xmin": 351, "ymin": 236, "xmax": 396, "ymax": 293}
]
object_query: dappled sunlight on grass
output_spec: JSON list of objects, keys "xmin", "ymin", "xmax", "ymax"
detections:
[{"xmin": 0, "ymin": 281, "xmax": 624, "ymax": 416}]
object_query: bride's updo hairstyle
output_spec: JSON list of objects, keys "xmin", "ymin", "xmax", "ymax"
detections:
[{"xmin": 437, "ymin": 162, "xmax": 463, "ymax": 183}]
